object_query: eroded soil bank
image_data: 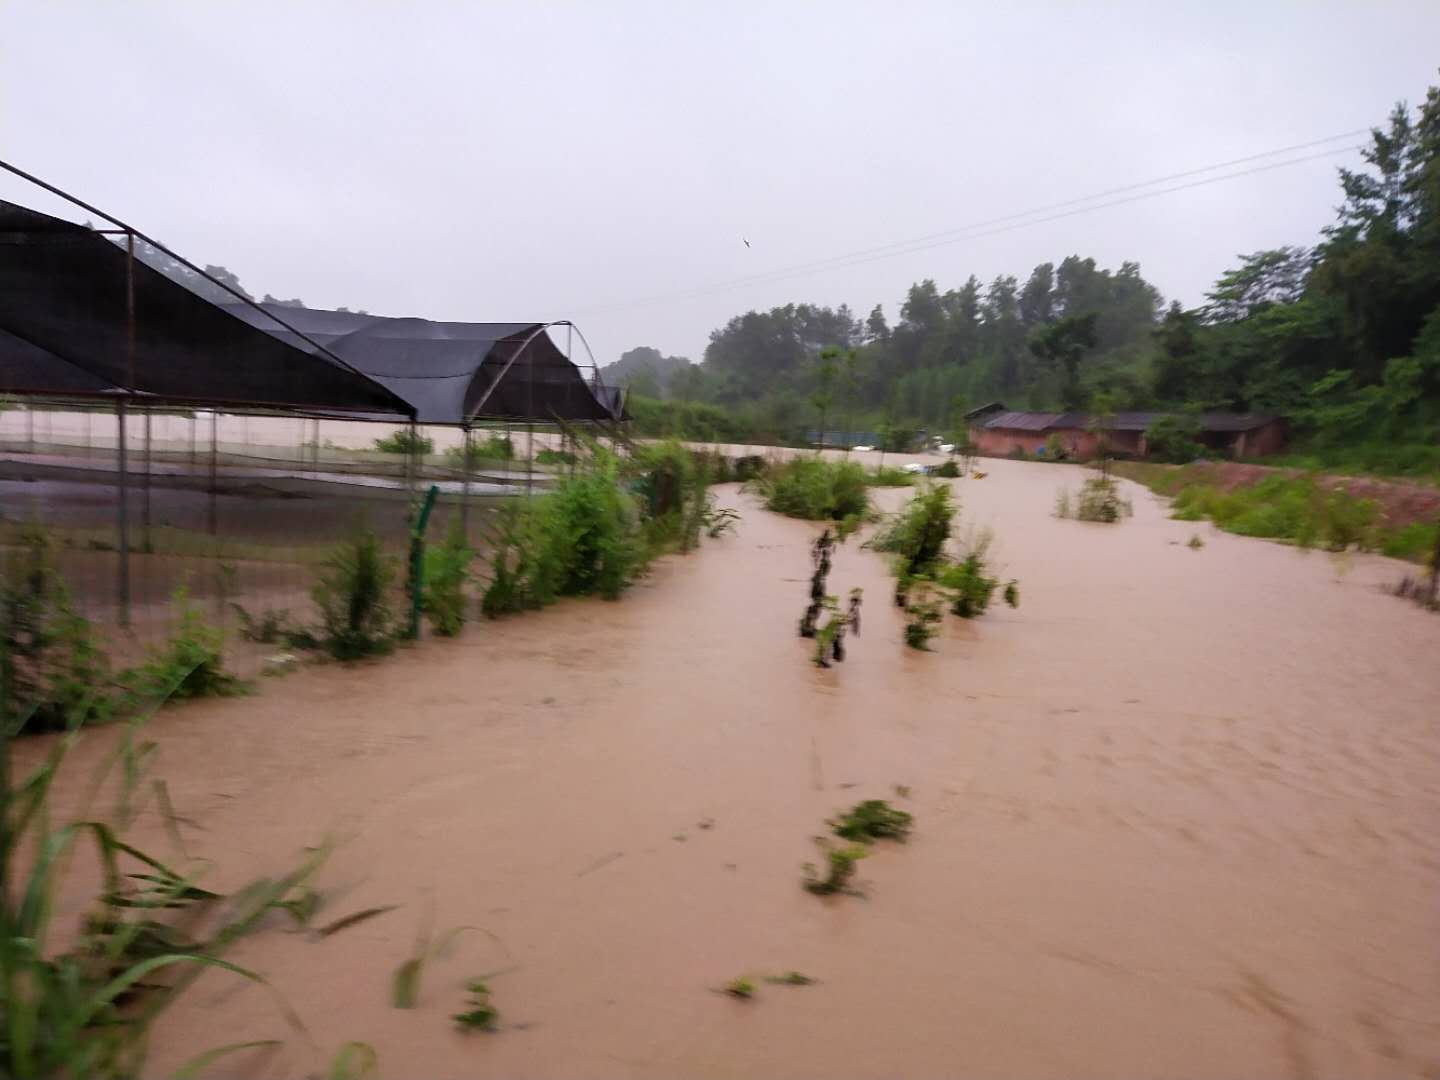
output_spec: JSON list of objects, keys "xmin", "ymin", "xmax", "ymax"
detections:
[{"xmin": 29, "ymin": 455, "xmax": 1440, "ymax": 1079}]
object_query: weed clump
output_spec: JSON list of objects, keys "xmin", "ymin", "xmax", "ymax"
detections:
[
  {"xmin": 832, "ymin": 799, "xmax": 913, "ymax": 842},
  {"xmin": 723, "ymin": 976, "xmax": 755, "ymax": 999},
  {"xmin": 127, "ymin": 588, "xmax": 246, "ymax": 700},
  {"xmin": 453, "ymin": 979, "xmax": 500, "ymax": 1031},
  {"xmin": 313, "ymin": 528, "xmax": 397, "ymax": 659},
  {"xmin": 802, "ymin": 842, "xmax": 868, "ymax": 895}
]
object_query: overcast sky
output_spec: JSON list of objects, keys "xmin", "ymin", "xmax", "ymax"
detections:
[{"xmin": 4, "ymin": 2, "xmax": 1438, "ymax": 369}]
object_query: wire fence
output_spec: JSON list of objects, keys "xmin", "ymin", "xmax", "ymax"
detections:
[{"xmin": 0, "ymin": 400, "xmax": 572, "ymax": 679}]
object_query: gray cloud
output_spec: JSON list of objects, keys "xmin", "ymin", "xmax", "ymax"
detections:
[{"xmin": 5, "ymin": 1, "xmax": 1437, "ymax": 366}]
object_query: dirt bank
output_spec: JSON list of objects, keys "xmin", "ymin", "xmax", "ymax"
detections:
[{"xmin": 27, "ymin": 456, "xmax": 1440, "ymax": 1079}]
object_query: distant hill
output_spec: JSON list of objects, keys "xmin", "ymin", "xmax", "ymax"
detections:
[{"xmin": 599, "ymin": 346, "xmax": 693, "ymax": 399}]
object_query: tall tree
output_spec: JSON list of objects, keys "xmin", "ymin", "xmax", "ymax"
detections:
[
  {"xmin": 1019, "ymin": 262, "xmax": 1055, "ymax": 329},
  {"xmin": 1028, "ymin": 313, "xmax": 1099, "ymax": 410}
]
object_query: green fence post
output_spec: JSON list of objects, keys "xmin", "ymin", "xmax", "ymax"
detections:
[{"xmin": 406, "ymin": 483, "xmax": 439, "ymax": 640}]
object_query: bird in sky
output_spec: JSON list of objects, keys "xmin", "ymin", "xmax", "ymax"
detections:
[{"xmin": 743, "ymin": 238, "xmax": 751, "ymax": 248}]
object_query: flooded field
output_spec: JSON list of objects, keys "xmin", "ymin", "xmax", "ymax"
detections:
[{"xmin": 27, "ymin": 454, "xmax": 1440, "ymax": 1079}]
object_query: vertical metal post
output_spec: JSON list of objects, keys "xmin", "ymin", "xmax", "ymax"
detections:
[
  {"xmin": 117, "ymin": 231, "xmax": 137, "ymax": 628},
  {"xmin": 207, "ymin": 410, "xmax": 218, "ymax": 537},
  {"xmin": 313, "ymin": 418, "xmax": 320, "ymax": 464},
  {"xmin": 25, "ymin": 403, "xmax": 33, "ymax": 452},
  {"xmin": 526, "ymin": 423, "xmax": 534, "ymax": 498},
  {"xmin": 189, "ymin": 412, "xmax": 197, "ymax": 465},
  {"xmin": 116, "ymin": 399, "xmax": 131, "ymax": 627},
  {"xmin": 460, "ymin": 424, "xmax": 472, "ymax": 538},
  {"xmin": 142, "ymin": 406, "xmax": 152, "ymax": 552}
]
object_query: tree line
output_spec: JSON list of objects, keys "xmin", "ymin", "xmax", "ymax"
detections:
[{"xmin": 613, "ymin": 77, "xmax": 1440, "ymax": 473}]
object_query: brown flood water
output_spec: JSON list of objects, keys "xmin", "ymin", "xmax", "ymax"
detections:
[{"xmin": 30, "ymin": 455, "xmax": 1440, "ymax": 1079}]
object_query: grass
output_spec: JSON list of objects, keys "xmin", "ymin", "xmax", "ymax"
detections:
[
  {"xmin": 747, "ymin": 456, "xmax": 869, "ymax": 526},
  {"xmin": 0, "ymin": 684, "xmax": 336, "ymax": 1078},
  {"xmin": 1169, "ymin": 475, "xmax": 1377, "ymax": 551},
  {"xmin": 831, "ymin": 799, "xmax": 913, "ymax": 842}
]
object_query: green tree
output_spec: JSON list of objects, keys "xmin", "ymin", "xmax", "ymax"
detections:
[{"xmin": 1029, "ymin": 313, "xmax": 1099, "ymax": 409}]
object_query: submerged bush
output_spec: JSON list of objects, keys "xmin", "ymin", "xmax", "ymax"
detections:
[
  {"xmin": 1072, "ymin": 475, "xmax": 1132, "ymax": 523},
  {"xmin": 875, "ymin": 486, "xmax": 1021, "ymax": 647},
  {"xmin": 749, "ymin": 456, "xmax": 869, "ymax": 524},
  {"xmin": 832, "ymin": 799, "xmax": 913, "ymax": 842},
  {"xmin": 313, "ymin": 528, "xmax": 397, "ymax": 659}
]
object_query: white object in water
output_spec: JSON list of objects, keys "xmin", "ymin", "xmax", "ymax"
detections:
[
  {"xmin": 939, "ymin": 443, "xmax": 955, "ymax": 454},
  {"xmin": 851, "ymin": 444, "xmax": 874, "ymax": 452},
  {"xmin": 903, "ymin": 462, "xmax": 925, "ymax": 474}
]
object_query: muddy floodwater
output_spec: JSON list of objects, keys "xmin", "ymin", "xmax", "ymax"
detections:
[{"xmin": 31, "ymin": 455, "xmax": 1440, "ymax": 1078}]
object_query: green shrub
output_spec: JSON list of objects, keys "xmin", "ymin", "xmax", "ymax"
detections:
[
  {"xmin": 127, "ymin": 588, "xmax": 245, "ymax": 700},
  {"xmin": 313, "ymin": 528, "xmax": 397, "ymax": 659},
  {"xmin": 933, "ymin": 459, "xmax": 961, "ymax": 478},
  {"xmin": 1380, "ymin": 521, "xmax": 1439, "ymax": 562},
  {"xmin": 937, "ymin": 553, "xmax": 1000, "ymax": 618},
  {"xmin": 483, "ymin": 451, "xmax": 645, "ymax": 615},
  {"xmin": 750, "ymin": 457, "xmax": 869, "ymax": 522},
  {"xmin": 446, "ymin": 433, "xmax": 513, "ymax": 468},
  {"xmin": 1044, "ymin": 433, "xmax": 1068, "ymax": 461},
  {"xmin": 422, "ymin": 518, "xmax": 473, "ymax": 637},
  {"xmin": 1145, "ymin": 416, "xmax": 1206, "ymax": 464},
  {"xmin": 535, "ymin": 447, "xmax": 576, "ymax": 466},
  {"xmin": 868, "ymin": 466, "xmax": 916, "ymax": 487},
  {"xmin": 1, "ymin": 526, "xmax": 115, "ymax": 731},
  {"xmin": 373, "ymin": 428, "xmax": 434, "ymax": 456}
]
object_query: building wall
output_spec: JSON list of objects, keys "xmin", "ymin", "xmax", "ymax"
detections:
[
  {"xmin": 971, "ymin": 426, "xmax": 1142, "ymax": 459},
  {"xmin": 1233, "ymin": 420, "xmax": 1286, "ymax": 457},
  {"xmin": 973, "ymin": 419, "xmax": 1286, "ymax": 460}
]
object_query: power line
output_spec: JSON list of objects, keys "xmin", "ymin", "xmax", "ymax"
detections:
[{"xmin": 574, "ymin": 130, "xmax": 1367, "ymax": 315}]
